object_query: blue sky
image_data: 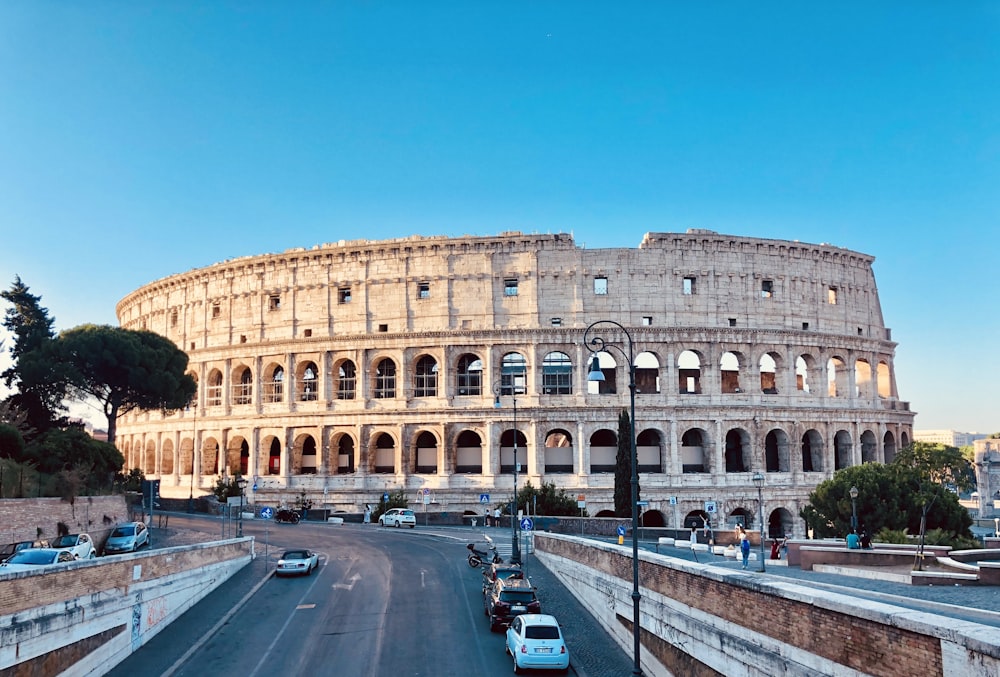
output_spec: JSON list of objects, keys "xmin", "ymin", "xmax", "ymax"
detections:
[{"xmin": 1, "ymin": 2, "xmax": 998, "ymax": 432}]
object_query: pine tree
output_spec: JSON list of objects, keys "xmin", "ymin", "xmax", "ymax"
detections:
[{"xmin": 615, "ymin": 409, "xmax": 633, "ymax": 517}]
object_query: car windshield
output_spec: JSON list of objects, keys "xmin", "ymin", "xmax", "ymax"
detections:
[
  {"xmin": 111, "ymin": 526, "xmax": 136, "ymax": 537},
  {"xmin": 50, "ymin": 536, "xmax": 76, "ymax": 548},
  {"xmin": 282, "ymin": 551, "xmax": 307, "ymax": 560},
  {"xmin": 525, "ymin": 625, "xmax": 561, "ymax": 640},
  {"xmin": 7, "ymin": 550, "xmax": 56, "ymax": 565}
]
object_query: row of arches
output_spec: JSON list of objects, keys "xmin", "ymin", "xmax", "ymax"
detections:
[
  {"xmin": 192, "ymin": 346, "xmax": 895, "ymax": 408},
  {"xmin": 127, "ymin": 424, "xmax": 908, "ymax": 479}
]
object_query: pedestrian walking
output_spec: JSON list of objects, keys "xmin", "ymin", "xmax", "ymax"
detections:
[
  {"xmin": 738, "ymin": 526, "xmax": 751, "ymax": 569},
  {"xmin": 493, "ymin": 507, "xmax": 501, "ymax": 527}
]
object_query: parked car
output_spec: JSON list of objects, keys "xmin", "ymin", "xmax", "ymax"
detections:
[
  {"xmin": 104, "ymin": 522, "xmax": 150, "ymax": 554},
  {"xmin": 506, "ymin": 614, "xmax": 570, "ymax": 674},
  {"xmin": 0, "ymin": 540, "xmax": 48, "ymax": 563},
  {"xmin": 275, "ymin": 549, "xmax": 319, "ymax": 576},
  {"xmin": 49, "ymin": 533, "xmax": 96, "ymax": 560},
  {"xmin": 378, "ymin": 508, "xmax": 416, "ymax": 528},
  {"xmin": 482, "ymin": 561, "xmax": 525, "ymax": 595},
  {"xmin": 485, "ymin": 576, "xmax": 541, "ymax": 631},
  {"xmin": 0, "ymin": 548, "xmax": 76, "ymax": 572}
]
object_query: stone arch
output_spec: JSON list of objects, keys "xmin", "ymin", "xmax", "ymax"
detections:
[
  {"xmin": 677, "ymin": 349, "xmax": 703, "ymax": 394},
  {"xmin": 293, "ymin": 433, "xmax": 318, "ymax": 474},
  {"xmin": 179, "ymin": 437, "xmax": 194, "ymax": 475},
  {"xmin": 456, "ymin": 353, "xmax": 483, "ymax": 396},
  {"xmin": 232, "ymin": 364, "xmax": 253, "ymax": 405},
  {"xmin": 333, "ymin": 433, "xmax": 356, "ymax": 474},
  {"xmin": 635, "ymin": 351, "xmax": 661, "ymax": 394},
  {"xmin": 834, "ymin": 429, "xmax": 853, "ymax": 470},
  {"xmin": 261, "ymin": 436, "xmax": 281, "ymax": 475},
  {"xmin": 764, "ymin": 428, "xmax": 790, "ymax": 472},
  {"xmin": 541, "ymin": 351, "xmax": 573, "ymax": 395},
  {"xmin": 855, "ymin": 359, "xmax": 872, "ymax": 398},
  {"xmin": 724, "ymin": 428, "xmax": 751, "ymax": 472},
  {"xmin": 636, "ymin": 428, "xmax": 662, "ymax": 473},
  {"xmin": 720, "ymin": 351, "xmax": 743, "ymax": 394},
  {"xmin": 681, "ymin": 428, "xmax": 709, "ymax": 473},
  {"xmin": 206, "ymin": 368, "xmax": 224, "ymax": 406},
  {"xmin": 226, "ymin": 436, "xmax": 249, "ymax": 475},
  {"xmin": 883, "ymin": 431, "xmax": 897, "ymax": 464},
  {"xmin": 728, "ymin": 507, "xmax": 753, "ymax": 529},
  {"xmin": 685, "ymin": 510, "xmax": 711, "ymax": 529},
  {"xmin": 297, "ymin": 361, "xmax": 319, "ymax": 402},
  {"xmin": 499, "ymin": 428, "xmax": 526, "ymax": 473},
  {"xmin": 860, "ymin": 429, "xmax": 878, "ymax": 463},
  {"xmin": 877, "ymin": 361, "xmax": 892, "ymax": 398},
  {"xmin": 414, "ymin": 430, "xmax": 439, "ymax": 473},
  {"xmin": 335, "ymin": 358, "xmax": 357, "ymax": 400},
  {"xmin": 544, "ymin": 429, "xmax": 573, "ymax": 473},
  {"xmin": 144, "ymin": 439, "xmax": 156, "ymax": 475},
  {"xmin": 759, "ymin": 351, "xmax": 781, "ymax": 394},
  {"xmin": 768, "ymin": 507, "xmax": 794, "ymax": 539},
  {"xmin": 900, "ymin": 430, "xmax": 910, "ymax": 447},
  {"xmin": 202, "ymin": 436, "xmax": 220, "ymax": 476},
  {"xmin": 802, "ymin": 429, "xmax": 824, "ymax": 472},
  {"xmin": 373, "ymin": 357, "xmax": 397, "ymax": 399},
  {"xmin": 456, "ymin": 429, "xmax": 483, "ymax": 473},
  {"xmin": 827, "ymin": 356, "xmax": 848, "ymax": 397},
  {"xmin": 587, "ymin": 351, "xmax": 617, "ymax": 395},
  {"xmin": 161, "ymin": 439, "xmax": 174, "ymax": 475},
  {"xmin": 500, "ymin": 351, "xmax": 528, "ymax": 395},
  {"xmin": 262, "ymin": 362, "xmax": 284, "ymax": 404},
  {"xmin": 795, "ymin": 355, "xmax": 815, "ymax": 393},
  {"xmin": 589, "ymin": 428, "xmax": 617, "ymax": 474},
  {"xmin": 414, "ymin": 355, "xmax": 439, "ymax": 397},
  {"xmin": 372, "ymin": 432, "xmax": 396, "ymax": 473},
  {"xmin": 640, "ymin": 510, "xmax": 665, "ymax": 527}
]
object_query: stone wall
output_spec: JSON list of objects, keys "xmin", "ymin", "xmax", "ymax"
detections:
[
  {"xmin": 0, "ymin": 496, "xmax": 131, "ymax": 547},
  {"xmin": 535, "ymin": 532, "xmax": 1000, "ymax": 677}
]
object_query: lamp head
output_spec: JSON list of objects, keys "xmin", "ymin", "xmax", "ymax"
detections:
[
  {"xmin": 850, "ymin": 486, "xmax": 859, "ymax": 499},
  {"xmin": 494, "ymin": 394, "xmax": 501, "ymax": 408},
  {"xmin": 587, "ymin": 354, "xmax": 605, "ymax": 382},
  {"xmin": 752, "ymin": 472, "xmax": 764, "ymax": 488}
]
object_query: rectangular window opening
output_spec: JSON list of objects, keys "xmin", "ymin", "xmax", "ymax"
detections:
[
  {"xmin": 728, "ymin": 318, "xmax": 737, "ymax": 327},
  {"xmin": 339, "ymin": 287, "xmax": 352, "ymax": 304},
  {"xmin": 761, "ymin": 280, "xmax": 773, "ymax": 298},
  {"xmin": 269, "ymin": 295, "xmax": 281, "ymax": 311},
  {"xmin": 304, "ymin": 328, "xmax": 313, "ymax": 337},
  {"xmin": 211, "ymin": 303, "xmax": 221, "ymax": 319},
  {"xmin": 418, "ymin": 282, "xmax": 430, "ymax": 299},
  {"xmin": 641, "ymin": 316, "xmax": 652, "ymax": 326},
  {"xmin": 551, "ymin": 318, "xmax": 562, "ymax": 326},
  {"xmin": 828, "ymin": 286, "xmax": 838, "ymax": 304},
  {"xmin": 504, "ymin": 279, "xmax": 518, "ymax": 296},
  {"xmin": 378, "ymin": 323, "xmax": 389, "ymax": 333},
  {"xmin": 594, "ymin": 276, "xmax": 608, "ymax": 295},
  {"xmin": 683, "ymin": 277, "xmax": 695, "ymax": 295},
  {"xmin": 802, "ymin": 322, "xmax": 809, "ymax": 330}
]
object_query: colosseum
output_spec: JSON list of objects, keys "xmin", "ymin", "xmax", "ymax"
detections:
[{"xmin": 115, "ymin": 229, "xmax": 913, "ymax": 536}]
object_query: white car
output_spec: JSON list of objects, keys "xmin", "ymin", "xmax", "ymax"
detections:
[
  {"xmin": 49, "ymin": 533, "xmax": 97, "ymax": 560},
  {"xmin": 276, "ymin": 549, "xmax": 319, "ymax": 576},
  {"xmin": 104, "ymin": 522, "xmax": 150, "ymax": 554},
  {"xmin": 506, "ymin": 614, "xmax": 570, "ymax": 674},
  {"xmin": 0, "ymin": 548, "xmax": 77, "ymax": 572},
  {"xmin": 378, "ymin": 508, "xmax": 416, "ymax": 528}
]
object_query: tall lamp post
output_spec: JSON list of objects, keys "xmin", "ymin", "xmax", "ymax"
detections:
[
  {"xmin": 849, "ymin": 485, "xmax": 859, "ymax": 533},
  {"xmin": 584, "ymin": 319, "xmax": 642, "ymax": 677},
  {"xmin": 188, "ymin": 396, "xmax": 197, "ymax": 514},
  {"xmin": 237, "ymin": 477, "xmax": 248, "ymax": 537},
  {"xmin": 752, "ymin": 472, "xmax": 766, "ymax": 572},
  {"xmin": 494, "ymin": 383, "xmax": 522, "ymax": 565}
]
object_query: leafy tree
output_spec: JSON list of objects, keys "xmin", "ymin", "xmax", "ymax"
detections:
[
  {"xmin": 212, "ymin": 475, "xmax": 246, "ymax": 502},
  {"xmin": 23, "ymin": 426, "xmax": 124, "ymax": 492},
  {"xmin": 893, "ymin": 442, "xmax": 975, "ymax": 493},
  {"xmin": 52, "ymin": 325, "xmax": 197, "ymax": 445},
  {"xmin": 614, "ymin": 409, "xmax": 638, "ymax": 517},
  {"xmin": 374, "ymin": 489, "xmax": 408, "ymax": 521},
  {"xmin": 1, "ymin": 276, "xmax": 67, "ymax": 436},
  {"xmin": 515, "ymin": 480, "xmax": 584, "ymax": 517},
  {"xmin": 0, "ymin": 423, "xmax": 25, "ymax": 460},
  {"xmin": 115, "ymin": 467, "xmax": 146, "ymax": 493}
]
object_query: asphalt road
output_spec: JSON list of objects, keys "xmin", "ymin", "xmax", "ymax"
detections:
[{"xmin": 108, "ymin": 516, "xmax": 633, "ymax": 677}]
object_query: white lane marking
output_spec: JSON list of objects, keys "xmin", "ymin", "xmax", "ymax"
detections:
[{"xmin": 333, "ymin": 572, "xmax": 362, "ymax": 590}]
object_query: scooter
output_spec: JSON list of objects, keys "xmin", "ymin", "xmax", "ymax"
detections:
[
  {"xmin": 467, "ymin": 542, "xmax": 502, "ymax": 568},
  {"xmin": 275, "ymin": 508, "xmax": 301, "ymax": 524}
]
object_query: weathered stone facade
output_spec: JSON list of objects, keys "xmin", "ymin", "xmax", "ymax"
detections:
[{"xmin": 115, "ymin": 230, "xmax": 913, "ymax": 535}]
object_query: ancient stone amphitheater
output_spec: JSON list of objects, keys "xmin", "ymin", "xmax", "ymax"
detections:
[{"xmin": 115, "ymin": 230, "xmax": 913, "ymax": 536}]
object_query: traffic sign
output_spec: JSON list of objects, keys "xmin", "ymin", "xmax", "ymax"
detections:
[
  {"xmin": 382, "ymin": 492, "xmax": 389, "ymax": 502},
  {"xmin": 520, "ymin": 517, "xmax": 534, "ymax": 531},
  {"xmin": 669, "ymin": 496, "xmax": 677, "ymax": 505},
  {"xmin": 252, "ymin": 483, "xmax": 258, "ymax": 492},
  {"xmin": 616, "ymin": 525, "xmax": 627, "ymax": 536},
  {"xmin": 636, "ymin": 500, "xmax": 649, "ymax": 507},
  {"xmin": 705, "ymin": 501, "xmax": 717, "ymax": 514},
  {"xmin": 260, "ymin": 507, "xmax": 274, "ymax": 519},
  {"xmin": 479, "ymin": 493, "xmax": 490, "ymax": 504},
  {"xmin": 422, "ymin": 488, "xmax": 430, "ymax": 495}
]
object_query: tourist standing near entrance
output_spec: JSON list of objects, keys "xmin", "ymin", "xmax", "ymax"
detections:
[{"xmin": 738, "ymin": 526, "xmax": 751, "ymax": 569}]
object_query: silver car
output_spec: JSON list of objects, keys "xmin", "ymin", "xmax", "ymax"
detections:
[
  {"xmin": 276, "ymin": 549, "xmax": 319, "ymax": 576},
  {"xmin": 104, "ymin": 522, "xmax": 150, "ymax": 554}
]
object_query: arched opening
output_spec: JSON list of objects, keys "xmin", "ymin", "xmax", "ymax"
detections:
[
  {"xmin": 795, "ymin": 355, "xmax": 812, "ymax": 393},
  {"xmin": 207, "ymin": 369, "xmax": 223, "ymax": 406},
  {"xmin": 456, "ymin": 354, "xmax": 483, "ymax": 396},
  {"xmin": 267, "ymin": 437, "xmax": 281, "ymax": 475},
  {"xmin": 764, "ymin": 429, "xmax": 790, "ymax": 472},
  {"xmin": 542, "ymin": 351, "xmax": 573, "ymax": 395},
  {"xmin": 499, "ymin": 428, "xmax": 527, "ymax": 473},
  {"xmin": 877, "ymin": 361, "xmax": 891, "ymax": 398},
  {"xmin": 855, "ymin": 359, "xmax": 872, "ymax": 398},
  {"xmin": 860, "ymin": 429, "xmax": 878, "ymax": 463},
  {"xmin": 684, "ymin": 510, "xmax": 710, "ymax": 529},
  {"xmin": 768, "ymin": 508, "xmax": 794, "ymax": 539},
  {"xmin": 681, "ymin": 428, "xmax": 708, "ymax": 473},
  {"xmin": 202, "ymin": 437, "xmax": 219, "ymax": 476},
  {"xmin": 759, "ymin": 353, "xmax": 779, "ymax": 394},
  {"xmin": 263, "ymin": 363, "xmax": 284, "ymax": 403},
  {"xmin": 336, "ymin": 435, "xmax": 355, "ymax": 474},
  {"xmin": 883, "ymin": 431, "xmax": 897, "ymax": 464},
  {"xmin": 728, "ymin": 507, "xmax": 753, "ymax": 529},
  {"xmin": 635, "ymin": 352, "xmax": 660, "ymax": 394},
  {"xmin": 802, "ymin": 429, "xmax": 824, "ymax": 472},
  {"xmin": 587, "ymin": 351, "xmax": 617, "ymax": 394},
  {"xmin": 414, "ymin": 356, "xmax": 438, "ymax": 397},
  {"xmin": 232, "ymin": 366, "xmax": 253, "ymax": 405},
  {"xmin": 500, "ymin": 352, "xmax": 527, "ymax": 396},
  {"xmin": 636, "ymin": 429, "xmax": 662, "ymax": 473},
  {"xmin": 720, "ymin": 351, "xmax": 742, "ymax": 394},
  {"xmin": 374, "ymin": 359, "xmax": 397, "ymax": 399},
  {"xmin": 239, "ymin": 439, "xmax": 249, "ymax": 475},
  {"xmin": 544, "ymin": 429, "xmax": 573, "ymax": 474},
  {"xmin": 834, "ymin": 429, "xmax": 853, "ymax": 470},
  {"xmin": 373, "ymin": 433, "xmax": 396, "ymax": 473},
  {"xmin": 336, "ymin": 359, "xmax": 357, "ymax": 400},
  {"xmin": 589, "ymin": 429, "xmax": 617, "ymax": 473},
  {"xmin": 298, "ymin": 435, "xmax": 318, "ymax": 474},
  {"xmin": 456, "ymin": 430, "xmax": 483, "ymax": 474},
  {"xmin": 827, "ymin": 357, "xmax": 847, "ymax": 397},
  {"xmin": 298, "ymin": 361, "xmax": 319, "ymax": 401},
  {"xmin": 226, "ymin": 436, "xmax": 248, "ymax": 475},
  {"xmin": 724, "ymin": 429, "xmax": 750, "ymax": 472},
  {"xmin": 161, "ymin": 439, "xmax": 174, "ymax": 475},
  {"xmin": 180, "ymin": 437, "xmax": 194, "ymax": 475},
  {"xmin": 678, "ymin": 350, "xmax": 702, "ymax": 394},
  {"xmin": 415, "ymin": 431, "xmax": 438, "ymax": 473},
  {"xmin": 144, "ymin": 440, "xmax": 156, "ymax": 475},
  {"xmin": 640, "ymin": 510, "xmax": 665, "ymax": 527}
]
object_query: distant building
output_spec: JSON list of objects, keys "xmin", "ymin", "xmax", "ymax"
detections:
[
  {"xmin": 914, "ymin": 430, "xmax": 988, "ymax": 448},
  {"xmin": 973, "ymin": 437, "xmax": 1000, "ymax": 516}
]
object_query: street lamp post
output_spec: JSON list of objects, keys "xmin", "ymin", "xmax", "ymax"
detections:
[
  {"xmin": 188, "ymin": 397, "xmax": 197, "ymax": 514},
  {"xmin": 849, "ymin": 485, "xmax": 859, "ymax": 534},
  {"xmin": 237, "ymin": 478, "xmax": 248, "ymax": 537},
  {"xmin": 584, "ymin": 319, "xmax": 642, "ymax": 677},
  {"xmin": 752, "ymin": 472, "xmax": 766, "ymax": 572},
  {"xmin": 494, "ymin": 383, "xmax": 522, "ymax": 565}
]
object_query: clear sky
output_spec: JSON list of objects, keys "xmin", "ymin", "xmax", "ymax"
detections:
[{"xmin": 1, "ymin": 2, "xmax": 998, "ymax": 432}]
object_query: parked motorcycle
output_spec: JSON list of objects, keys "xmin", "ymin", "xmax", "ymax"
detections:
[
  {"xmin": 275, "ymin": 508, "xmax": 301, "ymax": 524},
  {"xmin": 467, "ymin": 542, "xmax": 502, "ymax": 568}
]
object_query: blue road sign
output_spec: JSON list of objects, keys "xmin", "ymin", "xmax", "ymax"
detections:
[
  {"xmin": 520, "ymin": 517, "xmax": 534, "ymax": 531},
  {"xmin": 383, "ymin": 492, "xmax": 389, "ymax": 502},
  {"xmin": 616, "ymin": 525, "xmax": 627, "ymax": 537},
  {"xmin": 479, "ymin": 493, "xmax": 490, "ymax": 504},
  {"xmin": 260, "ymin": 507, "xmax": 274, "ymax": 519},
  {"xmin": 252, "ymin": 483, "xmax": 258, "ymax": 492}
]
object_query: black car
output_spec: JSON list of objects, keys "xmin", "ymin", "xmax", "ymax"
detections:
[
  {"xmin": 481, "ymin": 562, "xmax": 525, "ymax": 595},
  {"xmin": 484, "ymin": 576, "xmax": 540, "ymax": 632}
]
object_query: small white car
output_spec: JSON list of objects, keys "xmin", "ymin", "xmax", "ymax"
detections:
[
  {"xmin": 0, "ymin": 548, "xmax": 76, "ymax": 572},
  {"xmin": 506, "ymin": 614, "xmax": 570, "ymax": 674},
  {"xmin": 378, "ymin": 508, "xmax": 416, "ymax": 528},
  {"xmin": 104, "ymin": 522, "xmax": 150, "ymax": 554},
  {"xmin": 49, "ymin": 533, "xmax": 96, "ymax": 560},
  {"xmin": 276, "ymin": 549, "xmax": 319, "ymax": 576}
]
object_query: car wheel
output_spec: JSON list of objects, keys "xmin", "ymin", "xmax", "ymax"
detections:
[
  {"xmin": 395, "ymin": 520, "xmax": 401, "ymax": 528},
  {"xmin": 409, "ymin": 524, "xmax": 415, "ymax": 529}
]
